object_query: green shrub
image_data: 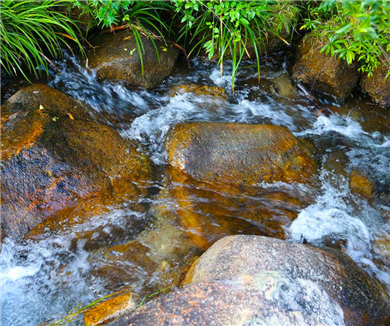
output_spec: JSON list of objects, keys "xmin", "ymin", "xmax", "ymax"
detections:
[
  {"xmin": 0, "ymin": 0, "xmax": 83, "ymax": 80},
  {"xmin": 4, "ymin": 0, "xmax": 388, "ymax": 88},
  {"xmin": 174, "ymin": 0, "xmax": 299, "ymax": 92},
  {"xmin": 301, "ymin": 0, "xmax": 390, "ymax": 77},
  {"xmin": 71, "ymin": 0, "xmax": 174, "ymax": 75}
]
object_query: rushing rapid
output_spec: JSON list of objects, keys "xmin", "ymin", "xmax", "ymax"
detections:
[{"xmin": 1, "ymin": 54, "xmax": 390, "ymax": 326}]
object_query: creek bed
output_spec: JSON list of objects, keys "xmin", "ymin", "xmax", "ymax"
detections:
[{"xmin": 1, "ymin": 55, "xmax": 390, "ymax": 326}]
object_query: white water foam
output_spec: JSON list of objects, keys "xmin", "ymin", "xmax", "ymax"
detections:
[
  {"xmin": 287, "ymin": 168, "xmax": 386, "ymax": 283},
  {"xmin": 0, "ymin": 206, "xmax": 146, "ymax": 326},
  {"xmin": 294, "ymin": 115, "xmax": 368, "ymax": 138}
]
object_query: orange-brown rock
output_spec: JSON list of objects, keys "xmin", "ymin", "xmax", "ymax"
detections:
[
  {"xmin": 292, "ymin": 34, "xmax": 360, "ymax": 99},
  {"xmin": 1, "ymin": 84, "xmax": 152, "ymax": 239},
  {"xmin": 182, "ymin": 235, "xmax": 390, "ymax": 326},
  {"xmin": 111, "ymin": 236, "xmax": 390, "ymax": 326},
  {"xmin": 87, "ymin": 30, "xmax": 179, "ymax": 89},
  {"xmin": 89, "ymin": 209, "xmax": 199, "ymax": 294},
  {"xmin": 349, "ymin": 169, "xmax": 374, "ymax": 199},
  {"xmin": 152, "ymin": 179, "xmax": 270, "ymax": 250},
  {"xmin": 170, "ymin": 84, "xmax": 227, "ymax": 99},
  {"xmin": 373, "ymin": 233, "xmax": 390, "ymax": 264},
  {"xmin": 84, "ymin": 290, "xmax": 134, "ymax": 326},
  {"xmin": 162, "ymin": 122, "xmax": 317, "ymax": 245},
  {"xmin": 112, "ymin": 277, "xmax": 347, "ymax": 326},
  {"xmin": 165, "ymin": 122, "xmax": 317, "ymax": 186},
  {"xmin": 360, "ymin": 61, "xmax": 390, "ymax": 107}
]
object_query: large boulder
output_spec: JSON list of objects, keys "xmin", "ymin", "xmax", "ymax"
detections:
[
  {"xmin": 360, "ymin": 62, "xmax": 390, "ymax": 107},
  {"xmin": 1, "ymin": 84, "xmax": 152, "ymax": 239},
  {"xmin": 162, "ymin": 122, "xmax": 317, "ymax": 244},
  {"xmin": 165, "ymin": 122, "xmax": 317, "ymax": 186},
  {"xmin": 183, "ymin": 235, "xmax": 390, "ymax": 326},
  {"xmin": 111, "ymin": 236, "xmax": 390, "ymax": 325},
  {"xmin": 292, "ymin": 34, "xmax": 360, "ymax": 99},
  {"xmin": 87, "ymin": 30, "xmax": 179, "ymax": 89},
  {"xmin": 112, "ymin": 276, "xmax": 346, "ymax": 326}
]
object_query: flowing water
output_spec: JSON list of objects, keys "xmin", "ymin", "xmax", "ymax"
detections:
[{"xmin": 1, "ymin": 54, "xmax": 390, "ymax": 325}]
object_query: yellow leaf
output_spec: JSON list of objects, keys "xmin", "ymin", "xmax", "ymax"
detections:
[
  {"xmin": 160, "ymin": 46, "xmax": 167, "ymax": 52},
  {"xmin": 47, "ymin": 170, "xmax": 52, "ymax": 177},
  {"xmin": 67, "ymin": 113, "xmax": 75, "ymax": 120},
  {"xmin": 52, "ymin": 117, "xmax": 59, "ymax": 122},
  {"xmin": 39, "ymin": 104, "xmax": 44, "ymax": 110},
  {"xmin": 300, "ymin": 25, "xmax": 306, "ymax": 30}
]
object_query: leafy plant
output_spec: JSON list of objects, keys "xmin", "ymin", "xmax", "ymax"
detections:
[
  {"xmin": 72, "ymin": 0, "xmax": 174, "ymax": 75},
  {"xmin": 0, "ymin": 0, "xmax": 84, "ymax": 81},
  {"xmin": 174, "ymin": 0, "xmax": 299, "ymax": 92},
  {"xmin": 301, "ymin": 0, "xmax": 390, "ymax": 77}
]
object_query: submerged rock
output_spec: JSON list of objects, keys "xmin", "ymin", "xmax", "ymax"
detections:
[
  {"xmin": 89, "ymin": 204, "xmax": 200, "ymax": 295},
  {"xmin": 151, "ymin": 182, "xmax": 270, "ymax": 249},
  {"xmin": 349, "ymin": 169, "xmax": 375, "ymax": 199},
  {"xmin": 292, "ymin": 34, "xmax": 360, "ymax": 99},
  {"xmin": 360, "ymin": 62, "xmax": 390, "ymax": 107},
  {"xmin": 87, "ymin": 30, "xmax": 179, "ymax": 89},
  {"xmin": 182, "ymin": 235, "xmax": 389, "ymax": 326},
  {"xmin": 84, "ymin": 290, "xmax": 135, "ymax": 326},
  {"xmin": 165, "ymin": 122, "xmax": 317, "ymax": 186},
  {"xmin": 169, "ymin": 84, "xmax": 227, "ymax": 99},
  {"xmin": 1, "ymin": 84, "xmax": 152, "ymax": 239},
  {"xmin": 162, "ymin": 122, "xmax": 317, "ymax": 244}
]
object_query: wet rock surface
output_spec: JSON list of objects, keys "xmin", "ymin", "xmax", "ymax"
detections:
[
  {"xmin": 84, "ymin": 290, "xmax": 135, "ymax": 326},
  {"xmin": 161, "ymin": 123, "xmax": 318, "ymax": 242},
  {"xmin": 111, "ymin": 276, "xmax": 345, "ymax": 326},
  {"xmin": 87, "ymin": 30, "xmax": 179, "ymax": 89},
  {"xmin": 151, "ymin": 180, "xmax": 270, "ymax": 249},
  {"xmin": 349, "ymin": 169, "xmax": 375, "ymax": 199},
  {"xmin": 292, "ymin": 34, "xmax": 360, "ymax": 99},
  {"xmin": 360, "ymin": 62, "xmax": 390, "ymax": 107},
  {"xmin": 165, "ymin": 122, "xmax": 317, "ymax": 186},
  {"xmin": 169, "ymin": 84, "xmax": 228, "ymax": 99},
  {"xmin": 1, "ymin": 84, "xmax": 152, "ymax": 239},
  {"xmin": 183, "ymin": 235, "xmax": 390, "ymax": 326},
  {"xmin": 158, "ymin": 168, "xmax": 312, "ymax": 246}
]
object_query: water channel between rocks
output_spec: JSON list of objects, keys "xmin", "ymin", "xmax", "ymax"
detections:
[{"xmin": 1, "ymin": 55, "xmax": 390, "ymax": 326}]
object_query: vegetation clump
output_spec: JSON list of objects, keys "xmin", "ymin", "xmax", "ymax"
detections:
[
  {"xmin": 1, "ymin": 0, "xmax": 389, "ymax": 88},
  {"xmin": 0, "ymin": 0, "xmax": 83, "ymax": 80},
  {"xmin": 301, "ymin": 0, "xmax": 390, "ymax": 77}
]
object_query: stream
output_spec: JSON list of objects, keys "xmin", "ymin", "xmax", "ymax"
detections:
[{"xmin": 1, "ymin": 54, "xmax": 390, "ymax": 326}]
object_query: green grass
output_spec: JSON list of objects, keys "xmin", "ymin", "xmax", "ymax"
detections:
[
  {"xmin": 2, "ymin": 0, "xmax": 388, "ymax": 88},
  {"xmin": 0, "ymin": 0, "xmax": 84, "ymax": 81}
]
